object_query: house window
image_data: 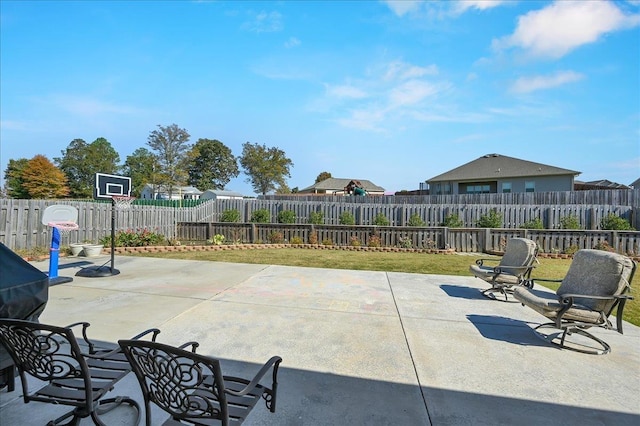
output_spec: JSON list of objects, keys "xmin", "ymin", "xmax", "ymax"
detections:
[
  {"xmin": 502, "ymin": 182, "xmax": 512, "ymax": 193},
  {"xmin": 444, "ymin": 183, "xmax": 451, "ymax": 194},
  {"xmin": 525, "ymin": 181, "xmax": 535, "ymax": 193},
  {"xmin": 466, "ymin": 184, "xmax": 490, "ymax": 194}
]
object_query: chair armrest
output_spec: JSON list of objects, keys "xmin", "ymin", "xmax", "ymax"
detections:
[
  {"xmin": 494, "ymin": 265, "xmax": 535, "ymax": 276},
  {"xmin": 178, "ymin": 341, "xmax": 199, "ymax": 353},
  {"xmin": 130, "ymin": 328, "xmax": 161, "ymax": 342},
  {"xmin": 81, "ymin": 328, "xmax": 161, "ymax": 359},
  {"xmin": 475, "ymin": 258, "xmax": 499, "ymax": 267},
  {"xmin": 225, "ymin": 356, "xmax": 282, "ymax": 398},
  {"xmin": 65, "ymin": 322, "xmax": 96, "ymax": 353}
]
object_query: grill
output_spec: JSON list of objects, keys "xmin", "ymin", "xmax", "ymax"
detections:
[{"xmin": 0, "ymin": 242, "xmax": 49, "ymax": 391}]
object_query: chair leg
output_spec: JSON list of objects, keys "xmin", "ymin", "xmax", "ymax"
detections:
[
  {"xmin": 533, "ymin": 323, "xmax": 611, "ymax": 355},
  {"xmin": 481, "ymin": 287, "xmax": 518, "ymax": 302},
  {"xmin": 92, "ymin": 396, "xmax": 141, "ymax": 426},
  {"xmin": 47, "ymin": 409, "xmax": 81, "ymax": 426}
]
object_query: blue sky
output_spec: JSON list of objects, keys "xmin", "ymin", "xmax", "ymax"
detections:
[{"xmin": 1, "ymin": 0, "xmax": 639, "ymax": 196}]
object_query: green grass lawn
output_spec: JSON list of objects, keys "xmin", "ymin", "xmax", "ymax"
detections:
[{"xmin": 128, "ymin": 248, "xmax": 639, "ymax": 327}]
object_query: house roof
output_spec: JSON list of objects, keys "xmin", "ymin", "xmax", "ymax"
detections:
[
  {"xmin": 427, "ymin": 153, "xmax": 580, "ymax": 182},
  {"xmin": 630, "ymin": 178, "xmax": 640, "ymax": 189},
  {"xmin": 299, "ymin": 178, "xmax": 385, "ymax": 193},
  {"xmin": 202, "ymin": 189, "xmax": 244, "ymax": 197},
  {"xmin": 575, "ymin": 180, "xmax": 631, "ymax": 189},
  {"xmin": 143, "ymin": 184, "xmax": 202, "ymax": 194}
]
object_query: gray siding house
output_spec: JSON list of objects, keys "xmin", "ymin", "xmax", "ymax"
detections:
[
  {"xmin": 426, "ymin": 154, "xmax": 580, "ymax": 195},
  {"xmin": 298, "ymin": 178, "xmax": 385, "ymax": 196}
]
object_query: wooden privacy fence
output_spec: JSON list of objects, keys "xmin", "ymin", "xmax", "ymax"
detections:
[{"xmin": 177, "ymin": 222, "xmax": 640, "ymax": 255}]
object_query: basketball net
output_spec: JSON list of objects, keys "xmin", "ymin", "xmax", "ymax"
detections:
[
  {"xmin": 48, "ymin": 221, "xmax": 79, "ymax": 237},
  {"xmin": 112, "ymin": 196, "xmax": 136, "ymax": 210}
]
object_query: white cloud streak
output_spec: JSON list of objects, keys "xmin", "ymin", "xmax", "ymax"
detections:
[
  {"xmin": 510, "ymin": 71, "xmax": 585, "ymax": 94},
  {"xmin": 241, "ymin": 10, "xmax": 283, "ymax": 33},
  {"xmin": 382, "ymin": 0, "xmax": 423, "ymax": 17},
  {"xmin": 453, "ymin": 0, "xmax": 509, "ymax": 14},
  {"xmin": 494, "ymin": 1, "xmax": 640, "ymax": 59}
]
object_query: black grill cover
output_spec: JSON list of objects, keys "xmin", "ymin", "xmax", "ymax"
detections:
[{"xmin": 0, "ymin": 242, "xmax": 49, "ymax": 372}]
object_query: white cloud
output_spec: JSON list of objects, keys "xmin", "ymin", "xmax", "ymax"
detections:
[
  {"xmin": 384, "ymin": 61, "xmax": 438, "ymax": 81},
  {"xmin": 325, "ymin": 84, "xmax": 368, "ymax": 99},
  {"xmin": 453, "ymin": 0, "xmax": 508, "ymax": 14},
  {"xmin": 389, "ymin": 80, "xmax": 439, "ymax": 106},
  {"xmin": 494, "ymin": 1, "xmax": 640, "ymax": 59},
  {"xmin": 382, "ymin": 0, "xmax": 423, "ymax": 17},
  {"xmin": 284, "ymin": 37, "xmax": 300, "ymax": 48},
  {"xmin": 510, "ymin": 70, "xmax": 585, "ymax": 94},
  {"xmin": 241, "ymin": 10, "xmax": 283, "ymax": 33}
]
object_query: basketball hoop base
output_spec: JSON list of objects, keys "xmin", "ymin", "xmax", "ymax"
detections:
[
  {"xmin": 75, "ymin": 266, "xmax": 121, "ymax": 278},
  {"xmin": 49, "ymin": 276, "xmax": 74, "ymax": 286}
]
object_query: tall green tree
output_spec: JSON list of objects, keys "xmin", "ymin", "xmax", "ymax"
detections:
[
  {"xmin": 3, "ymin": 158, "xmax": 30, "ymax": 198},
  {"xmin": 22, "ymin": 155, "xmax": 70, "ymax": 199},
  {"xmin": 122, "ymin": 148, "xmax": 160, "ymax": 197},
  {"xmin": 55, "ymin": 137, "xmax": 120, "ymax": 198},
  {"xmin": 147, "ymin": 124, "xmax": 191, "ymax": 197},
  {"xmin": 239, "ymin": 142, "xmax": 293, "ymax": 195},
  {"xmin": 186, "ymin": 138, "xmax": 239, "ymax": 191},
  {"xmin": 315, "ymin": 171, "xmax": 332, "ymax": 183}
]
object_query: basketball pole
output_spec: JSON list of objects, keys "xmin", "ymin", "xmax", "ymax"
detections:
[
  {"xmin": 75, "ymin": 198, "xmax": 121, "ymax": 277},
  {"xmin": 109, "ymin": 197, "xmax": 116, "ymax": 272}
]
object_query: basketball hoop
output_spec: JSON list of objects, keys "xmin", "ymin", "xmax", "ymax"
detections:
[
  {"xmin": 48, "ymin": 221, "xmax": 79, "ymax": 237},
  {"xmin": 112, "ymin": 195, "xmax": 136, "ymax": 210}
]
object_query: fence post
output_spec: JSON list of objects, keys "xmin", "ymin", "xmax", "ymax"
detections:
[
  {"xmin": 484, "ymin": 228, "xmax": 491, "ymax": 252},
  {"xmin": 250, "ymin": 223, "xmax": 256, "ymax": 244}
]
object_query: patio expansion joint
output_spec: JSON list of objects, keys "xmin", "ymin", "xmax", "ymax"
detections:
[{"xmin": 386, "ymin": 272, "xmax": 434, "ymax": 426}]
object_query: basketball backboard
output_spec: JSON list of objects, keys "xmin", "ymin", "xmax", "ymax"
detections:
[
  {"xmin": 94, "ymin": 173, "xmax": 132, "ymax": 200},
  {"xmin": 41, "ymin": 205, "xmax": 78, "ymax": 226}
]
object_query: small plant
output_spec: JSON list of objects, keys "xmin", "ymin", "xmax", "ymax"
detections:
[
  {"xmin": 564, "ymin": 245, "xmax": 579, "ymax": 255},
  {"xmin": 101, "ymin": 228, "xmax": 165, "ymax": 247},
  {"xmin": 407, "ymin": 213, "xmax": 425, "ymax": 227},
  {"xmin": 290, "ymin": 235, "xmax": 304, "ymax": 245},
  {"xmin": 309, "ymin": 211, "xmax": 324, "ymax": 224},
  {"xmin": 423, "ymin": 239, "xmax": 436, "ymax": 249},
  {"xmin": 593, "ymin": 240, "xmax": 616, "ymax": 252},
  {"xmin": 368, "ymin": 234, "xmax": 381, "ymax": 247},
  {"xmin": 349, "ymin": 235, "xmax": 361, "ymax": 247},
  {"xmin": 220, "ymin": 209, "xmax": 241, "ymax": 223},
  {"xmin": 559, "ymin": 214, "xmax": 581, "ymax": 230},
  {"xmin": 277, "ymin": 210, "xmax": 296, "ymax": 224},
  {"xmin": 600, "ymin": 213, "xmax": 634, "ymax": 230},
  {"xmin": 441, "ymin": 213, "xmax": 463, "ymax": 228},
  {"xmin": 321, "ymin": 238, "xmax": 333, "ymax": 246},
  {"xmin": 339, "ymin": 211, "xmax": 356, "ymax": 225},
  {"xmin": 250, "ymin": 209, "xmax": 270, "ymax": 223},
  {"xmin": 207, "ymin": 234, "xmax": 225, "ymax": 245},
  {"xmin": 268, "ymin": 231, "xmax": 285, "ymax": 244},
  {"xmin": 373, "ymin": 213, "xmax": 390, "ymax": 226},
  {"xmin": 520, "ymin": 218, "xmax": 544, "ymax": 229},
  {"xmin": 308, "ymin": 232, "xmax": 318, "ymax": 245},
  {"xmin": 476, "ymin": 210, "xmax": 502, "ymax": 228},
  {"xmin": 397, "ymin": 235, "xmax": 412, "ymax": 249}
]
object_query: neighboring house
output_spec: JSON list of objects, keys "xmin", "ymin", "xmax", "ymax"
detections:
[
  {"xmin": 139, "ymin": 184, "xmax": 202, "ymax": 200},
  {"xmin": 574, "ymin": 180, "xmax": 630, "ymax": 190},
  {"xmin": 298, "ymin": 178, "xmax": 385, "ymax": 196},
  {"xmin": 200, "ymin": 189, "xmax": 244, "ymax": 200},
  {"xmin": 629, "ymin": 178, "xmax": 640, "ymax": 189},
  {"xmin": 426, "ymin": 153, "xmax": 580, "ymax": 195}
]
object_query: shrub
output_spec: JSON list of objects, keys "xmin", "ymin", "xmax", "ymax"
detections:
[
  {"xmin": 397, "ymin": 236, "xmax": 412, "ymax": 249},
  {"xmin": 251, "ymin": 209, "xmax": 270, "ymax": 223},
  {"xmin": 476, "ymin": 210, "xmax": 502, "ymax": 228},
  {"xmin": 100, "ymin": 228, "xmax": 165, "ymax": 247},
  {"xmin": 289, "ymin": 235, "xmax": 304, "ymax": 245},
  {"xmin": 349, "ymin": 235, "xmax": 361, "ymax": 247},
  {"xmin": 594, "ymin": 240, "xmax": 616, "ymax": 252},
  {"xmin": 441, "ymin": 213, "xmax": 463, "ymax": 228},
  {"xmin": 268, "ymin": 231, "xmax": 284, "ymax": 244},
  {"xmin": 520, "ymin": 218, "xmax": 544, "ymax": 229},
  {"xmin": 220, "ymin": 209, "xmax": 241, "ymax": 223},
  {"xmin": 207, "ymin": 234, "xmax": 225, "ymax": 245},
  {"xmin": 321, "ymin": 238, "xmax": 333, "ymax": 246},
  {"xmin": 407, "ymin": 213, "xmax": 425, "ymax": 227},
  {"xmin": 308, "ymin": 232, "xmax": 318, "ymax": 244},
  {"xmin": 600, "ymin": 213, "xmax": 634, "ymax": 230},
  {"xmin": 309, "ymin": 211, "xmax": 324, "ymax": 224},
  {"xmin": 277, "ymin": 210, "xmax": 296, "ymax": 224},
  {"xmin": 339, "ymin": 211, "xmax": 355, "ymax": 225},
  {"xmin": 559, "ymin": 214, "xmax": 581, "ymax": 230},
  {"xmin": 368, "ymin": 234, "xmax": 381, "ymax": 247},
  {"xmin": 373, "ymin": 213, "xmax": 390, "ymax": 226},
  {"xmin": 564, "ymin": 245, "xmax": 579, "ymax": 255}
]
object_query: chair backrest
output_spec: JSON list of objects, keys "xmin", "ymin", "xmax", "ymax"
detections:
[
  {"xmin": 557, "ymin": 250, "xmax": 636, "ymax": 313},
  {"xmin": 119, "ymin": 339, "xmax": 229, "ymax": 425},
  {"xmin": 0, "ymin": 319, "xmax": 91, "ymax": 401},
  {"xmin": 499, "ymin": 238, "xmax": 538, "ymax": 271}
]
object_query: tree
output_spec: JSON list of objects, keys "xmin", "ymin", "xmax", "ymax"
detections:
[
  {"xmin": 186, "ymin": 138, "xmax": 239, "ymax": 191},
  {"xmin": 315, "ymin": 171, "xmax": 332, "ymax": 183},
  {"xmin": 21, "ymin": 155, "xmax": 69, "ymax": 199},
  {"xmin": 55, "ymin": 137, "xmax": 120, "ymax": 198},
  {"xmin": 147, "ymin": 124, "xmax": 191, "ymax": 198},
  {"xmin": 122, "ymin": 148, "xmax": 160, "ymax": 197},
  {"xmin": 239, "ymin": 142, "xmax": 293, "ymax": 195},
  {"xmin": 3, "ymin": 158, "xmax": 30, "ymax": 198}
]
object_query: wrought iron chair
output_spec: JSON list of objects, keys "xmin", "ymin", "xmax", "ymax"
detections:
[
  {"xmin": 469, "ymin": 237, "xmax": 538, "ymax": 301},
  {"xmin": 118, "ymin": 338, "xmax": 282, "ymax": 426},
  {"xmin": 513, "ymin": 249, "xmax": 636, "ymax": 355},
  {"xmin": 0, "ymin": 319, "xmax": 160, "ymax": 425}
]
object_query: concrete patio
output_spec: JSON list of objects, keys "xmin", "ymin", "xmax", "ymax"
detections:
[{"xmin": 1, "ymin": 254, "xmax": 639, "ymax": 425}]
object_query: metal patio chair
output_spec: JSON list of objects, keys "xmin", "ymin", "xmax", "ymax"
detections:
[
  {"xmin": 469, "ymin": 237, "xmax": 538, "ymax": 301},
  {"xmin": 513, "ymin": 249, "xmax": 636, "ymax": 355},
  {"xmin": 118, "ymin": 338, "xmax": 282, "ymax": 426},
  {"xmin": 0, "ymin": 319, "xmax": 160, "ymax": 425}
]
